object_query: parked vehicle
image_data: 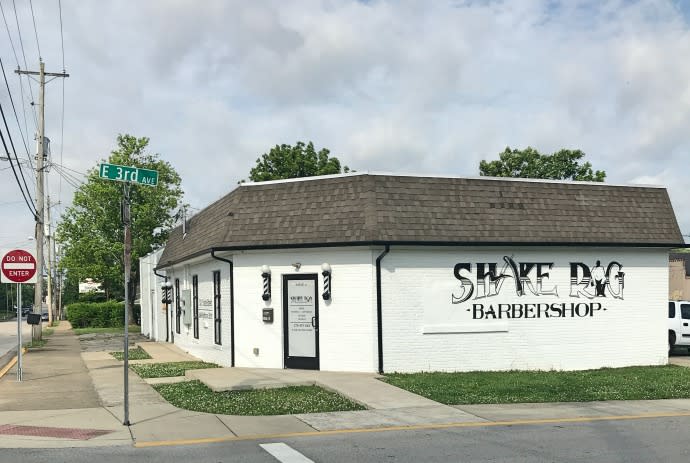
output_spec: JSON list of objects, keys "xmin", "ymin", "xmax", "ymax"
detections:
[{"xmin": 668, "ymin": 300, "xmax": 690, "ymax": 352}]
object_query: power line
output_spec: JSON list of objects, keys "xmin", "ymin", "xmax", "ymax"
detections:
[
  {"xmin": 0, "ymin": 56, "xmax": 32, "ymax": 161},
  {"xmin": 11, "ymin": 0, "xmax": 38, "ymax": 128},
  {"xmin": 58, "ymin": 0, "xmax": 65, "ymax": 200},
  {"xmin": 52, "ymin": 164, "xmax": 81, "ymax": 190},
  {"xmin": 0, "ymin": 0, "xmax": 20, "ymax": 65},
  {"xmin": 0, "ymin": 108, "xmax": 37, "ymax": 219},
  {"xmin": 27, "ymin": 0, "xmax": 40, "ymax": 60},
  {"xmin": 58, "ymin": 0, "xmax": 64, "ymax": 70},
  {"xmin": 0, "ymin": 0, "xmax": 32, "ymax": 155},
  {"xmin": 0, "ymin": 57, "xmax": 34, "ymax": 205}
]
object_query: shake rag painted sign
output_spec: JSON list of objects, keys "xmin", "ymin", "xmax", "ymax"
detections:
[{"xmin": 452, "ymin": 255, "xmax": 625, "ymax": 320}]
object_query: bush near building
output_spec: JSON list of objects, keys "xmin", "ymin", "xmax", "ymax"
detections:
[
  {"xmin": 66, "ymin": 301, "xmax": 125, "ymax": 328},
  {"xmin": 66, "ymin": 301, "xmax": 141, "ymax": 328}
]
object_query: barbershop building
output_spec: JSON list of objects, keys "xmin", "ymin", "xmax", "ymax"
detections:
[{"xmin": 142, "ymin": 173, "xmax": 684, "ymax": 373}]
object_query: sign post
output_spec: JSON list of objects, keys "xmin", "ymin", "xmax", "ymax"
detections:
[
  {"xmin": 1, "ymin": 249, "xmax": 38, "ymax": 382},
  {"xmin": 99, "ymin": 163, "xmax": 158, "ymax": 426}
]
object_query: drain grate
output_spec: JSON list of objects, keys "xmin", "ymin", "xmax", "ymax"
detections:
[{"xmin": 0, "ymin": 424, "xmax": 114, "ymax": 440}]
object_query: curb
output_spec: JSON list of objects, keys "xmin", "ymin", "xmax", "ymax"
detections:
[{"xmin": 0, "ymin": 347, "xmax": 25, "ymax": 380}]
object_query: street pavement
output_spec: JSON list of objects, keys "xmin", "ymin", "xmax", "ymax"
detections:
[
  {"xmin": 0, "ymin": 318, "xmax": 32, "ymax": 360},
  {"xmin": 0, "ymin": 322, "xmax": 689, "ymax": 453}
]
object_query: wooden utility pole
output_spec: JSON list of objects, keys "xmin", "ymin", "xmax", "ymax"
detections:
[
  {"xmin": 46, "ymin": 196, "xmax": 57, "ymax": 325},
  {"xmin": 16, "ymin": 62, "xmax": 69, "ymax": 341}
]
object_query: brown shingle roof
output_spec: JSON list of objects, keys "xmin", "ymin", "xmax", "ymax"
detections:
[{"xmin": 158, "ymin": 173, "xmax": 684, "ymax": 268}]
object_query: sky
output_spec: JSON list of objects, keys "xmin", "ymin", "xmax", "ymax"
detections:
[{"xmin": 0, "ymin": 0, "xmax": 689, "ymax": 255}]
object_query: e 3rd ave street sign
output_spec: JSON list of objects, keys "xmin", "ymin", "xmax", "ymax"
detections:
[{"xmin": 99, "ymin": 163, "xmax": 158, "ymax": 186}]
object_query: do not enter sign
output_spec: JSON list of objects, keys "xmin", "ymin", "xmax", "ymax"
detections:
[{"xmin": 1, "ymin": 249, "xmax": 37, "ymax": 283}]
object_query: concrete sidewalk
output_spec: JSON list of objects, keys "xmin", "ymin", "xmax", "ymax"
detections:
[{"xmin": 1, "ymin": 326, "xmax": 690, "ymax": 449}]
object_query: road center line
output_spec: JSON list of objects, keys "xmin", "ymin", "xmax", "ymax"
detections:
[{"xmin": 260, "ymin": 442, "xmax": 315, "ymax": 463}]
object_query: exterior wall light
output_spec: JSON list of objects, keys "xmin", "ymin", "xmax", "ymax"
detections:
[
  {"xmin": 292, "ymin": 262, "xmax": 301, "ymax": 270},
  {"xmin": 261, "ymin": 265, "xmax": 271, "ymax": 301},
  {"xmin": 321, "ymin": 263, "xmax": 332, "ymax": 301}
]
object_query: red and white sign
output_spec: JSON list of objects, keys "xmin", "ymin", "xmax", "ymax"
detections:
[{"xmin": 1, "ymin": 249, "xmax": 37, "ymax": 283}]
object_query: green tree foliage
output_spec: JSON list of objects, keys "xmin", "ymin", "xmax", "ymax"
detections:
[
  {"xmin": 247, "ymin": 141, "xmax": 350, "ymax": 182},
  {"xmin": 56, "ymin": 135, "xmax": 183, "ymax": 314},
  {"xmin": 479, "ymin": 147, "xmax": 606, "ymax": 182}
]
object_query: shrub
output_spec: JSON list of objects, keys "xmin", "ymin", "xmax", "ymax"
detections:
[
  {"xmin": 66, "ymin": 301, "xmax": 125, "ymax": 328},
  {"xmin": 78, "ymin": 292, "xmax": 108, "ymax": 303}
]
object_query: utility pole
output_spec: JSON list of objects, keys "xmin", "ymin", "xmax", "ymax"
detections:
[
  {"xmin": 46, "ymin": 196, "xmax": 57, "ymax": 325},
  {"xmin": 16, "ymin": 62, "xmax": 69, "ymax": 341}
]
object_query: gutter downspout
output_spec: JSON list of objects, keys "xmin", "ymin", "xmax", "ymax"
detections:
[
  {"xmin": 375, "ymin": 245, "xmax": 390, "ymax": 374},
  {"xmin": 153, "ymin": 268, "xmax": 169, "ymax": 343},
  {"xmin": 211, "ymin": 249, "xmax": 235, "ymax": 367}
]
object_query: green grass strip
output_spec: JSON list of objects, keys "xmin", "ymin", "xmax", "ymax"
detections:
[
  {"xmin": 73, "ymin": 325, "xmax": 141, "ymax": 335},
  {"xmin": 154, "ymin": 381, "xmax": 366, "ymax": 415},
  {"xmin": 131, "ymin": 361, "xmax": 219, "ymax": 378},
  {"xmin": 110, "ymin": 346, "xmax": 151, "ymax": 360},
  {"xmin": 383, "ymin": 365, "xmax": 690, "ymax": 404}
]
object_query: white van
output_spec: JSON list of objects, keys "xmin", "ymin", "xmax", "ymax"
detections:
[{"xmin": 668, "ymin": 300, "xmax": 690, "ymax": 352}]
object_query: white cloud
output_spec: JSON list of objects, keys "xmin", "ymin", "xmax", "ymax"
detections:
[{"xmin": 0, "ymin": 0, "xmax": 688, "ymax": 248}]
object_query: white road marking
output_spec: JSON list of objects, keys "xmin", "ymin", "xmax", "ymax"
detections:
[{"xmin": 260, "ymin": 442, "xmax": 315, "ymax": 463}]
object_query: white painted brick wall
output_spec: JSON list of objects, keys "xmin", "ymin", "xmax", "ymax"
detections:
[
  {"xmin": 381, "ymin": 247, "xmax": 669, "ymax": 372},
  {"xmin": 235, "ymin": 248, "xmax": 377, "ymax": 372},
  {"xmin": 163, "ymin": 247, "xmax": 378, "ymax": 372},
  {"xmin": 166, "ymin": 258, "xmax": 235, "ymax": 367},
  {"xmin": 138, "ymin": 249, "xmax": 166, "ymax": 341}
]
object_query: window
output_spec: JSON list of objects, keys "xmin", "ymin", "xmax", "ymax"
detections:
[
  {"xmin": 681, "ymin": 304, "xmax": 690, "ymax": 320},
  {"xmin": 669, "ymin": 302, "xmax": 676, "ymax": 319},
  {"xmin": 192, "ymin": 275, "xmax": 199, "ymax": 339},
  {"xmin": 213, "ymin": 271, "xmax": 221, "ymax": 345},
  {"xmin": 175, "ymin": 278, "xmax": 181, "ymax": 334}
]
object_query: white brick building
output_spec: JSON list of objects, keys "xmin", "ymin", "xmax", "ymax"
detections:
[{"xmin": 141, "ymin": 173, "xmax": 684, "ymax": 373}]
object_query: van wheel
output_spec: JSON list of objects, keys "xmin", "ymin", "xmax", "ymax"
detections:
[{"xmin": 669, "ymin": 331, "xmax": 676, "ymax": 354}]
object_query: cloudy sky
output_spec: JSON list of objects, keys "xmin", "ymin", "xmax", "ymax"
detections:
[{"xmin": 0, "ymin": 0, "xmax": 689, "ymax": 254}]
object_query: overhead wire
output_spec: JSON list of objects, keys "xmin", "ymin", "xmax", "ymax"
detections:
[
  {"xmin": 58, "ymin": 0, "xmax": 65, "ymax": 202},
  {"xmin": 51, "ymin": 163, "xmax": 84, "ymax": 190},
  {"xmin": 11, "ymin": 0, "xmax": 38, "ymax": 128},
  {"xmin": 0, "ymin": 56, "xmax": 34, "ymax": 201},
  {"xmin": 27, "ymin": 0, "xmax": 40, "ymax": 60},
  {"xmin": 0, "ymin": 104, "xmax": 37, "ymax": 219},
  {"xmin": 0, "ymin": 0, "xmax": 32, "ymax": 158},
  {"xmin": 0, "ymin": 55, "xmax": 33, "ymax": 162}
]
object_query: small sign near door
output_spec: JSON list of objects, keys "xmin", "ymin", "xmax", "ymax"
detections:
[{"xmin": 263, "ymin": 308, "xmax": 274, "ymax": 323}]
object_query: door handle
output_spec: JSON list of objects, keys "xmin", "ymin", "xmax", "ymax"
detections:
[
  {"xmin": 684, "ymin": 323, "xmax": 688, "ymax": 327},
  {"xmin": 311, "ymin": 317, "xmax": 318, "ymax": 329}
]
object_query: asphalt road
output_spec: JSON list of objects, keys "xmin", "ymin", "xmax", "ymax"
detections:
[
  {"xmin": 0, "ymin": 318, "xmax": 32, "ymax": 358},
  {"xmin": 4, "ymin": 415, "xmax": 690, "ymax": 463}
]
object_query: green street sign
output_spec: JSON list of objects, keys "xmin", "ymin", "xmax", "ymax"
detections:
[{"xmin": 99, "ymin": 163, "xmax": 158, "ymax": 186}]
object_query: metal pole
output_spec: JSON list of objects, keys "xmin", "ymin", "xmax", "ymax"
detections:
[
  {"xmin": 16, "ymin": 283, "xmax": 22, "ymax": 381},
  {"xmin": 123, "ymin": 183, "xmax": 131, "ymax": 426}
]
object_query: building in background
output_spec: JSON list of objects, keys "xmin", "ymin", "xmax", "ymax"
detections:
[{"xmin": 670, "ymin": 253, "xmax": 690, "ymax": 300}]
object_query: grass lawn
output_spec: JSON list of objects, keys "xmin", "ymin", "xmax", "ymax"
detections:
[
  {"xmin": 154, "ymin": 380, "xmax": 366, "ymax": 415},
  {"xmin": 110, "ymin": 346, "xmax": 151, "ymax": 360},
  {"xmin": 382, "ymin": 366, "xmax": 690, "ymax": 404},
  {"xmin": 131, "ymin": 361, "xmax": 219, "ymax": 378},
  {"xmin": 73, "ymin": 325, "xmax": 141, "ymax": 335}
]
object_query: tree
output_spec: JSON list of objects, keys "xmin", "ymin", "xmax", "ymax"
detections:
[
  {"xmin": 56, "ymin": 135, "xmax": 183, "ymax": 319},
  {"xmin": 479, "ymin": 147, "xmax": 606, "ymax": 182},
  {"xmin": 247, "ymin": 141, "xmax": 350, "ymax": 182}
]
